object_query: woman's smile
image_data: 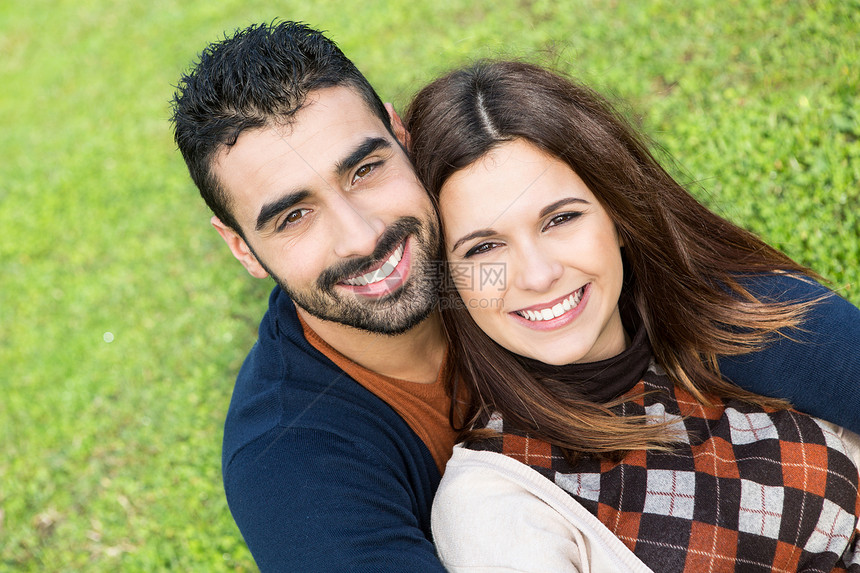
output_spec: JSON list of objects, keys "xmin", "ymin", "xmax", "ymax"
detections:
[{"xmin": 510, "ymin": 284, "xmax": 590, "ymax": 329}]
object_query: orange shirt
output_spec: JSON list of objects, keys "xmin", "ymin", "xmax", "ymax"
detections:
[{"xmin": 300, "ymin": 315, "xmax": 461, "ymax": 475}]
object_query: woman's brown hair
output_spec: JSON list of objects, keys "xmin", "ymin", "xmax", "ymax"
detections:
[{"xmin": 404, "ymin": 60, "xmax": 823, "ymax": 459}]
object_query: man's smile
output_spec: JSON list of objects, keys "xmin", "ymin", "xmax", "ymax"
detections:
[
  {"xmin": 338, "ymin": 238, "xmax": 413, "ymax": 298},
  {"xmin": 342, "ymin": 241, "xmax": 406, "ymax": 286}
]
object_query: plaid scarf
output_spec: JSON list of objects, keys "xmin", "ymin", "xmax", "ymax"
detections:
[{"xmin": 468, "ymin": 362, "xmax": 860, "ymax": 572}]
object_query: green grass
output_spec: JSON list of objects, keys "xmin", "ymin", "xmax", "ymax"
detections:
[{"xmin": 2, "ymin": 0, "xmax": 857, "ymax": 570}]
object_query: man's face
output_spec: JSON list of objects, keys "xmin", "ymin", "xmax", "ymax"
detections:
[{"xmin": 211, "ymin": 86, "xmax": 440, "ymax": 334}]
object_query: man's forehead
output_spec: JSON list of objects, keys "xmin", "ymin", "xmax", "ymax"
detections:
[
  {"xmin": 217, "ymin": 87, "xmax": 385, "ymax": 167},
  {"xmin": 254, "ymin": 87, "xmax": 390, "ymax": 170},
  {"xmin": 212, "ymin": 86, "xmax": 395, "ymax": 226},
  {"xmin": 286, "ymin": 85, "xmax": 386, "ymax": 138}
]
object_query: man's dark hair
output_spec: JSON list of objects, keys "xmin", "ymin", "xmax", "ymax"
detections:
[{"xmin": 171, "ymin": 21, "xmax": 392, "ymax": 235}]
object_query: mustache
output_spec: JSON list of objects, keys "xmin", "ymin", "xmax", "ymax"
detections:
[{"xmin": 317, "ymin": 217, "xmax": 422, "ymax": 291}]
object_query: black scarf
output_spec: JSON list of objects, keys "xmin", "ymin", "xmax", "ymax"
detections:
[{"xmin": 515, "ymin": 308, "xmax": 651, "ymax": 403}]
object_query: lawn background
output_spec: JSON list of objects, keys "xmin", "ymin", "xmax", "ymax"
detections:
[{"xmin": 2, "ymin": 0, "xmax": 858, "ymax": 570}]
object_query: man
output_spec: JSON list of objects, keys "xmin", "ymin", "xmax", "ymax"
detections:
[{"xmin": 171, "ymin": 21, "xmax": 860, "ymax": 571}]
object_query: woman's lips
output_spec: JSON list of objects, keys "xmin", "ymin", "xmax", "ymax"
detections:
[{"xmin": 510, "ymin": 283, "xmax": 591, "ymax": 330}]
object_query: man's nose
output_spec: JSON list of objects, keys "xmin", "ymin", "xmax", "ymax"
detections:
[{"xmin": 330, "ymin": 195, "xmax": 386, "ymax": 260}]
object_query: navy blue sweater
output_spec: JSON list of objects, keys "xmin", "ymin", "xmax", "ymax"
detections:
[
  {"xmin": 720, "ymin": 274, "xmax": 860, "ymax": 429},
  {"xmin": 222, "ymin": 288, "xmax": 445, "ymax": 572},
  {"xmin": 223, "ymin": 275, "xmax": 859, "ymax": 571}
]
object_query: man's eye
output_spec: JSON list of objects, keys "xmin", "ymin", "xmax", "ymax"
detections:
[
  {"xmin": 352, "ymin": 162, "xmax": 379, "ymax": 184},
  {"xmin": 279, "ymin": 208, "xmax": 310, "ymax": 229}
]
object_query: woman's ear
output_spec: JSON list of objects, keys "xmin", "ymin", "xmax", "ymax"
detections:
[
  {"xmin": 210, "ymin": 216, "xmax": 269, "ymax": 279},
  {"xmin": 385, "ymin": 102, "xmax": 412, "ymax": 151}
]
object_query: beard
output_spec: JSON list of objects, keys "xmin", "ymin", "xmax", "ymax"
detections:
[{"xmin": 265, "ymin": 216, "xmax": 441, "ymax": 335}]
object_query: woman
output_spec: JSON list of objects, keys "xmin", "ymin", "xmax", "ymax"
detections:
[{"xmin": 404, "ymin": 61, "xmax": 860, "ymax": 572}]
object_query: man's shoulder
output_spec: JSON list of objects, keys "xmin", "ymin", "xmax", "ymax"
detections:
[
  {"xmin": 737, "ymin": 272, "xmax": 850, "ymax": 306},
  {"xmin": 719, "ymin": 272, "xmax": 860, "ymax": 432},
  {"xmin": 222, "ymin": 287, "xmax": 432, "ymax": 472}
]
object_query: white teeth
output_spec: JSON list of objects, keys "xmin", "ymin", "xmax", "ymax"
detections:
[
  {"xmin": 343, "ymin": 243, "xmax": 404, "ymax": 286},
  {"xmin": 517, "ymin": 286, "xmax": 585, "ymax": 322}
]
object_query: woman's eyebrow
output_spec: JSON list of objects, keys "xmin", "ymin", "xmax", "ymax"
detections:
[
  {"xmin": 451, "ymin": 229, "xmax": 496, "ymax": 252},
  {"xmin": 539, "ymin": 197, "xmax": 589, "ymax": 218},
  {"xmin": 450, "ymin": 198, "xmax": 590, "ymax": 251}
]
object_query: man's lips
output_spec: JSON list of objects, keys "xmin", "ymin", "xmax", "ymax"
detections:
[
  {"xmin": 337, "ymin": 239, "xmax": 412, "ymax": 297},
  {"xmin": 341, "ymin": 241, "xmax": 405, "ymax": 286}
]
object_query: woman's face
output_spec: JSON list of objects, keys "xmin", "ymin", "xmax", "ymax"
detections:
[{"xmin": 439, "ymin": 139, "xmax": 627, "ymax": 365}]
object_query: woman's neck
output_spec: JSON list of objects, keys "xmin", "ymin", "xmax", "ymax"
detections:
[{"xmin": 516, "ymin": 311, "xmax": 650, "ymax": 403}]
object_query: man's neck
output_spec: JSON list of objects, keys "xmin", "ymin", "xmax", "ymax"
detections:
[{"xmin": 298, "ymin": 309, "xmax": 446, "ymax": 384}]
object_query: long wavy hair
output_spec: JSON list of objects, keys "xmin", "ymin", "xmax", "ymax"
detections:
[{"xmin": 404, "ymin": 60, "xmax": 822, "ymax": 459}]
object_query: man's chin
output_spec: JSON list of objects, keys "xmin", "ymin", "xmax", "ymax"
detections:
[
  {"xmin": 360, "ymin": 305, "xmax": 436, "ymax": 336},
  {"xmin": 285, "ymin": 282, "xmax": 436, "ymax": 336},
  {"xmin": 298, "ymin": 300, "xmax": 435, "ymax": 336},
  {"xmin": 275, "ymin": 214, "xmax": 441, "ymax": 335}
]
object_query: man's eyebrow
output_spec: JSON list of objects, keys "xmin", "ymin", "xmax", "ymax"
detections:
[
  {"xmin": 335, "ymin": 137, "xmax": 392, "ymax": 178},
  {"xmin": 254, "ymin": 137, "xmax": 392, "ymax": 232},
  {"xmin": 539, "ymin": 197, "xmax": 589, "ymax": 218},
  {"xmin": 451, "ymin": 229, "xmax": 496, "ymax": 253},
  {"xmin": 256, "ymin": 190, "xmax": 310, "ymax": 232}
]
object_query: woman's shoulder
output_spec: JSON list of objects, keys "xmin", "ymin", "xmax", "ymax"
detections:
[{"xmin": 435, "ymin": 445, "xmax": 654, "ymax": 573}]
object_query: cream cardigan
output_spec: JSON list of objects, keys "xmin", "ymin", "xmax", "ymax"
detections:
[{"xmin": 432, "ymin": 446, "xmax": 654, "ymax": 573}]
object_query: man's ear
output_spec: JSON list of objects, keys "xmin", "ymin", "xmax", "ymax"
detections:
[
  {"xmin": 210, "ymin": 216, "xmax": 269, "ymax": 279},
  {"xmin": 385, "ymin": 102, "xmax": 411, "ymax": 151}
]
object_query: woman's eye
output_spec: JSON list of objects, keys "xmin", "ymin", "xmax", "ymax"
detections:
[
  {"xmin": 464, "ymin": 242, "xmax": 499, "ymax": 258},
  {"xmin": 545, "ymin": 212, "xmax": 582, "ymax": 229}
]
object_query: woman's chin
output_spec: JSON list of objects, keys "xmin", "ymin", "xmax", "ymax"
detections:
[{"xmin": 511, "ymin": 344, "xmax": 590, "ymax": 366}]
